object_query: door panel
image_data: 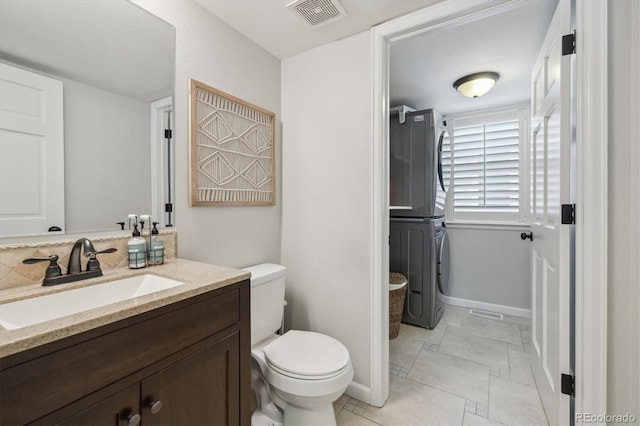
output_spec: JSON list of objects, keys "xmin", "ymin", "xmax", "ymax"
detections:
[
  {"xmin": 141, "ymin": 333, "xmax": 240, "ymax": 426},
  {"xmin": 532, "ymin": 250, "xmax": 543, "ymax": 358},
  {"xmin": 0, "ymin": 63, "xmax": 64, "ymax": 237},
  {"xmin": 0, "ymin": 131, "xmax": 42, "ymax": 214},
  {"xmin": 546, "ymin": 106, "xmax": 561, "ymax": 221},
  {"xmin": 534, "ymin": 122, "xmax": 545, "ymax": 221},
  {"xmin": 543, "ymin": 261, "xmax": 560, "ymax": 391},
  {"xmin": 529, "ymin": 1, "xmax": 572, "ymax": 424}
]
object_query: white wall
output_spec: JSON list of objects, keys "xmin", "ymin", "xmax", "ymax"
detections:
[
  {"xmin": 281, "ymin": 32, "xmax": 373, "ymax": 392},
  {"xmin": 445, "ymin": 225, "xmax": 531, "ymax": 315},
  {"xmin": 134, "ymin": 0, "xmax": 282, "ymax": 268},
  {"xmin": 607, "ymin": 0, "xmax": 640, "ymax": 420},
  {"xmin": 64, "ymin": 78, "xmax": 151, "ymax": 233}
]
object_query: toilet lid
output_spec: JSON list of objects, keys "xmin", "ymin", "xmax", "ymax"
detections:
[{"xmin": 263, "ymin": 330, "xmax": 350, "ymax": 378}]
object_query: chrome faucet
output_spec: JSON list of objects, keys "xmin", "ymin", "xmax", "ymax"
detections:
[{"xmin": 23, "ymin": 238, "xmax": 117, "ymax": 286}]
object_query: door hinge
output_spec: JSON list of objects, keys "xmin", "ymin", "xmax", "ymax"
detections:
[
  {"xmin": 164, "ymin": 129, "xmax": 173, "ymax": 139},
  {"xmin": 561, "ymin": 373, "xmax": 575, "ymax": 396},
  {"xmin": 561, "ymin": 204, "xmax": 576, "ymax": 224},
  {"xmin": 562, "ymin": 31, "xmax": 576, "ymax": 56}
]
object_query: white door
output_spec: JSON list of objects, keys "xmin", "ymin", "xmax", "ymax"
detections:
[
  {"xmin": 0, "ymin": 63, "xmax": 65, "ymax": 238},
  {"xmin": 529, "ymin": 1, "xmax": 572, "ymax": 424}
]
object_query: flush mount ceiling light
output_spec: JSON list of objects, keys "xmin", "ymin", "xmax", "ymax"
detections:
[{"xmin": 453, "ymin": 72, "xmax": 500, "ymax": 98}]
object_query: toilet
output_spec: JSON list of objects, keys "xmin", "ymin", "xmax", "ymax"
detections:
[{"xmin": 244, "ymin": 263, "xmax": 353, "ymax": 426}]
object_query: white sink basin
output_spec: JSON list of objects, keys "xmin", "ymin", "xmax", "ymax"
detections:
[{"xmin": 0, "ymin": 274, "xmax": 184, "ymax": 330}]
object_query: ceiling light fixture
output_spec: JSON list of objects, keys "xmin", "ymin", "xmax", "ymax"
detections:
[{"xmin": 453, "ymin": 72, "xmax": 500, "ymax": 98}]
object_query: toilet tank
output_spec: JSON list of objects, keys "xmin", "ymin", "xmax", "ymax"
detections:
[{"xmin": 243, "ymin": 263, "xmax": 286, "ymax": 346}]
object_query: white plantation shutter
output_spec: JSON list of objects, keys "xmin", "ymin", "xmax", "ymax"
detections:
[
  {"xmin": 453, "ymin": 123, "xmax": 486, "ymax": 210},
  {"xmin": 484, "ymin": 120, "xmax": 520, "ymax": 211},
  {"xmin": 442, "ymin": 108, "xmax": 526, "ymax": 221}
]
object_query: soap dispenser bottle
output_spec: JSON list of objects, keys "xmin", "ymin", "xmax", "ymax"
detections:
[
  {"xmin": 128, "ymin": 224, "xmax": 147, "ymax": 269},
  {"xmin": 148, "ymin": 222, "xmax": 164, "ymax": 265}
]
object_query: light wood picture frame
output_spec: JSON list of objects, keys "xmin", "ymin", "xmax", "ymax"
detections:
[{"xmin": 189, "ymin": 79, "xmax": 276, "ymax": 206}]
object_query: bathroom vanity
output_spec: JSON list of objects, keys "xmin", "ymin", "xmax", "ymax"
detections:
[{"xmin": 0, "ymin": 259, "xmax": 251, "ymax": 426}]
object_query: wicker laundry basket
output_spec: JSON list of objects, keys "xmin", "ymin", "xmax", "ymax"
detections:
[{"xmin": 389, "ymin": 272, "xmax": 408, "ymax": 339}]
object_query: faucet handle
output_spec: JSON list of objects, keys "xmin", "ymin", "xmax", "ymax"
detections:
[
  {"xmin": 23, "ymin": 254, "xmax": 59, "ymax": 264},
  {"xmin": 83, "ymin": 248, "xmax": 118, "ymax": 258},
  {"xmin": 23, "ymin": 255, "xmax": 62, "ymax": 280},
  {"xmin": 84, "ymin": 248, "xmax": 117, "ymax": 272}
]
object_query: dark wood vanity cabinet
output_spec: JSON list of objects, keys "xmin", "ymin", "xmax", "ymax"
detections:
[
  {"xmin": 54, "ymin": 383, "xmax": 140, "ymax": 426},
  {"xmin": 139, "ymin": 332, "xmax": 241, "ymax": 426},
  {"xmin": 0, "ymin": 279, "xmax": 251, "ymax": 426}
]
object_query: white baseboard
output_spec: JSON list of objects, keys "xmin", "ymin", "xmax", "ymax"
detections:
[
  {"xmin": 345, "ymin": 381, "xmax": 372, "ymax": 405},
  {"xmin": 439, "ymin": 294, "xmax": 531, "ymax": 318}
]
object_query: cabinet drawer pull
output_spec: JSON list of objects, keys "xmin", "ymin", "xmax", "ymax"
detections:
[
  {"xmin": 149, "ymin": 400, "xmax": 163, "ymax": 415},
  {"xmin": 127, "ymin": 413, "xmax": 141, "ymax": 426}
]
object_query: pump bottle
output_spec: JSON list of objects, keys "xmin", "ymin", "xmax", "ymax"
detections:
[
  {"xmin": 128, "ymin": 224, "xmax": 147, "ymax": 269},
  {"xmin": 148, "ymin": 222, "xmax": 164, "ymax": 265}
]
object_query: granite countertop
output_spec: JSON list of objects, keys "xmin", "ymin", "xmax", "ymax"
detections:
[{"xmin": 0, "ymin": 258, "xmax": 250, "ymax": 358}]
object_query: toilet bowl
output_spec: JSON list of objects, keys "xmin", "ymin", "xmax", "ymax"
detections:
[{"xmin": 244, "ymin": 264, "xmax": 353, "ymax": 426}]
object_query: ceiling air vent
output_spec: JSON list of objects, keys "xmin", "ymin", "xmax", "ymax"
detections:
[{"xmin": 286, "ymin": 0, "xmax": 347, "ymax": 27}]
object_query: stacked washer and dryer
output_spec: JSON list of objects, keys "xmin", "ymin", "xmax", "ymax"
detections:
[{"xmin": 389, "ymin": 107, "xmax": 450, "ymax": 329}]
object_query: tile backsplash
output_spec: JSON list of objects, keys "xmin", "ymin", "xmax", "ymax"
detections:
[{"xmin": 0, "ymin": 230, "xmax": 177, "ymax": 291}]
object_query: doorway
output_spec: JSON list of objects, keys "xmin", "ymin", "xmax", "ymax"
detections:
[
  {"xmin": 383, "ymin": 1, "xmax": 555, "ymax": 424},
  {"xmin": 369, "ymin": 0, "xmax": 608, "ymax": 421}
]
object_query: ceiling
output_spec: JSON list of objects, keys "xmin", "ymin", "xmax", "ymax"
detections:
[
  {"xmin": 197, "ymin": 0, "xmax": 558, "ymax": 116},
  {"xmin": 1, "ymin": 0, "xmax": 557, "ymax": 114},
  {"xmin": 194, "ymin": 0, "xmax": 443, "ymax": 59},
  {"xmin": 390, "ymin": 0, "xmax": 558, "ymax": 116}
]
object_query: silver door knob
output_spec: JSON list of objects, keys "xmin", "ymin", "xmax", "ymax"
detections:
[
  {"xmin": 149, "ymin": 400, "xmax": 162, "ymax": 415},
  {"xmin": 127, "ymin": 413, "xmax": 141, "ymax": 426}
]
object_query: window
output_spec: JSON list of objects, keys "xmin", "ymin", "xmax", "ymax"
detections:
[{"xmin": 442, "ymin": 107, "xmax": 528, "ymax": 222}]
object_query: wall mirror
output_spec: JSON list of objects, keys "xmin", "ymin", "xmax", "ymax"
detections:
[{"xmin": 0, "ymin": 0, "xmax": 175, "ymax": 239}]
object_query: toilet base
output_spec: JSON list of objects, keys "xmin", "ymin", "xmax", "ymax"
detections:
[
  {"xmin": 251, "ymin": 333, "xmax": 353, "ymax": 426},
  {"xmin": 284, "ymin": 403, "xmax": 337, "ymax": 426},
  {"xmin": 252, "ymin": 408, "xmax": 283, "ymax": 426},
  {"xmin": 252, "ymin": 361, "xmax": 284, "ymax": 425}
]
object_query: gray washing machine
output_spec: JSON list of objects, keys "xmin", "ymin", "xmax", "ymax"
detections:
[{"xmin": 390, "ymin": 216, "xmax": 450, "ymax": 329}]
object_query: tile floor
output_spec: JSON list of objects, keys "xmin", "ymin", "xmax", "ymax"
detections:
[{"xmin": 333, "ymin": 304, "xmax": 548, "ymax": 426}]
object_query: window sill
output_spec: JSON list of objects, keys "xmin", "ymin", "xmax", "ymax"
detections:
[{"xmin": 445, "ymin": 221, "xmax": 530, "ymax": 231}]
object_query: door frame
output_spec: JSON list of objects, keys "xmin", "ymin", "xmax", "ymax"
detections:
[
  {"xmin": 574, "ymin": 0, "xmax": 608, "ymax": 418},
  {"xmin": 370, "ymin": 0, "xmax": 608, "ymax": 418},
  {"xmin": 150, "ymin": 96, "xmax": 174, "ymax": 227}
]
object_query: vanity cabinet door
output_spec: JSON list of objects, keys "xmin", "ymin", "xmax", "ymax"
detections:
[
  {"xmin": 140, "ymin": 331, "xmax": 241, "ymax": 426},
  {"xmin": 39, "ymin": 383, "xmax": 140, "ymax": 426}
]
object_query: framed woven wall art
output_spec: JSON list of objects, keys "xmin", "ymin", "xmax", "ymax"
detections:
[{"xmin": 189, "ymin": 79, "xmax": 276, "ymax": 206}]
